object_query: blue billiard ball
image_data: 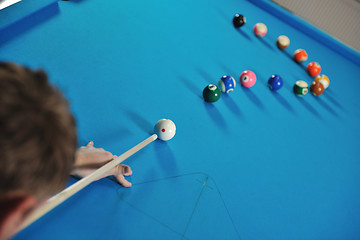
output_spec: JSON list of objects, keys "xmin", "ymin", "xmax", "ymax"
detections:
[
  {"xmin": 268, "ymin": 75, "xmax": 283, "ymax": 91},
  {"xmin": 218, "ymin": 75, "xmax": 236, "ymax": 93}
]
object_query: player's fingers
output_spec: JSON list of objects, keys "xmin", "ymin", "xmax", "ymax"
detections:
[
  {"xmin": 86, "ymin": 141, "xmax": 94, "ymax": 147},
  {"xmin": 101, "ymin": 165, "xmax": 132, "ymax": 182},
  {"xmin": 103, "ymin": 151, "xmax": 115, "ymax": 160},
  {"xmin": 119, "ymin": 164, "xmax": 133, "ymax": 176},
  {"xmin": 105, "ymin": 164, "xmax": 131, "ymax": 177},
  {"xmin": 74, "ymin": 164, "xmax": 132, "ymax": 185},
  {"xmin": 115, "ymin": 174, "xmax": 132, "ymax": 187}
]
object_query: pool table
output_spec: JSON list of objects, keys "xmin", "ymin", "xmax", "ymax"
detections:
[{"xmin": 2, "ymin": 0, "xmax": 360, "ymax": 239}]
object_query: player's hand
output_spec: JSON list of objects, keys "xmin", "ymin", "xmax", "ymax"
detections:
[{"xmin": 73, "ymin": 141, "xmax": 133, "ymax": 187}]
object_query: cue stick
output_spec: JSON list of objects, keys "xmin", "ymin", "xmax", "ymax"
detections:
[{"xmin": 18, "ymin": 134, "xmax": 158, "ymax": 232}]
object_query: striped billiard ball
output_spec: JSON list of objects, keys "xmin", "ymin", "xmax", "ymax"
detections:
[
  {"xmin": 307, "ymin": 62, "xmax": 321, "ymax": 77},
  {"xmin": 314, "ymin": 74, "xmax": 329, "ymax": 89},
  {"xmin": 294, "ymin": 49, "xmax": 308, "ymax": 63},
  {"xmin": 293, "ymin": 80, "xmax": 309, "ymax": 96},
  {"xmin": 203, "ymin": 84, "xmax": 221, "ymax": 102},
  {"xmin": 218, "ymin": 75, "xmax": 236, "ymax": 93},
  {"xmin": 276, "ymin": 35, "xmax": 290, "ymax": 49},
  {"xmin": 253, "ymin": 23, "xmax": 267, "ymax": 37}
]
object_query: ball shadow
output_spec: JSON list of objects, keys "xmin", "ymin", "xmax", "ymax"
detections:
[
  {"xmin": 270, "ymin": 91, "xmax": 296, "ymax": 114},
  {"xmin": 218, "ymin": 63, "xmax": 238, "ymax": 78},
  {"xmin": 222, "ymin": 94, "xmax": 244, "ymax": 120},
  {"xmin": 325, "ymin": 88, "xmax": 335, "ymax": 94},
  {"xmin": 236, "ymin": 29, "xmax": 251, "ymax": 40},
  {"xmin": 203, "ymin": 102, "xmax": 229, "ymax": 132},
  {"xmin": 281, "ymin": 49, "xmax": 294, "ymax": 60},
  {"xmin": 195, "ymin": 67, "xmax": 215, "ymax": 84},
  {"xmin": 215, "ymin": 8, "xmax": 231, "ymax": 24},
  {"xmin": 154, "ymin": 141, "xmax": 178, "ymax": 175},
  {"xmin": 323, "ymin": 91, "xmax": 345, "ymax": 112},
  {"xmin": 175, "ymin": 73, "xmax": 203, "ymax": 100},
  {"xmin": 295, "ymin": 61, "xmax": 307, "ymax": 71},
  {"xmin": 295, "ymin": 96, "xmax": 323, "ymax": 120},
  {"xmin": 241, "ymin": 87, "xmax": 266, "ymax": 111},
  {"xmin": 256, "ymin": 37, "xmax": 275, "ymax": 51},
  {"xmin": 313, "ymin": 96, "xmax": 341, "ymax": 119},
  {"xmin": 126, "ymin": 109, "xmax": 153, "ymax": 135}
]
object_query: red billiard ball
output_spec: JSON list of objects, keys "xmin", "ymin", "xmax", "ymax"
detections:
[
  {"xmin": 307, "ymin": 62, "xmax": 321, "ymax": 77},
  {"xmin": 310, "ymin": 81, "xmax": 325, "ymax": 96},
  {"xmin": 294, "ymin": 49, "xmax": 308, "ymax": 63}
]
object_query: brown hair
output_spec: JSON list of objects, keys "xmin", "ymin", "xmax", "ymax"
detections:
[{"xmin": 0, "ymin": 62, "xmax": 77, "ymax": 200}]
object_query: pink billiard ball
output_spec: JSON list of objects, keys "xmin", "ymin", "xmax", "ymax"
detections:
[
  {"xmin": 240, "ymin": 70, "xmax": 256, "ymax": 88},
  {"xmin": 253, "ymin": 23, "xmax": 267, "ymax": 37}
]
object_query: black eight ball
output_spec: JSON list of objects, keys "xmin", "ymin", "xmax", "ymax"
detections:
[{"xmin": 233, "ymin": 14, "xmax": 246, "ymax": 28}]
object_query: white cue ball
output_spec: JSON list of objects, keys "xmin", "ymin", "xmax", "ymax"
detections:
[{"xmin": 154, "ymin": 119, "xmax": 176, "ymax": 141}]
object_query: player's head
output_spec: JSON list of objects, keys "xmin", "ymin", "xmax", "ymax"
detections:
[{"xmin": 0, "ymin": 62, "xmax": 77, "ymax": 239}]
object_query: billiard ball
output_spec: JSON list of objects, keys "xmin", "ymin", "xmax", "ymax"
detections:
[
  {"xmin": 154, "ymin": 119, "xmax": 176, "ymax": 141},
  {"xmin": 253, "ymin": 23, "xmax": 267, "ymax": 37},
  {"xmin": 268, "ymin": 75, "xmax": 284, "ymax": 91},
  {"xmin": 203, "ymin": 84, "xmax": 221, "ymax": 102},
  {"xmin": 293, "ymin": 49, "xmax": 308, "ymax": 63},
  {"xmin": 310, "ymin": 81, "xmax": 325, "ymax": 96},
  {"xmin": 233, "ymin": 14, "xmax": 246, "ymax": 28},
  {"xmin": 218, "ymin": 75, "xmax": 236, "ymax": 93},
  {"xmin": 293, "ymin": 80, "xmax": 309, "ymax": 96},
  {"xmin": 307, "ymin": 62, "xmax": 321, "ymax": 77},
  {"xmin": 240, "ymin": 70, "xmax": 256, "ymax": 88},
  {"xmin": 314, "ymin": 74, "xmax": 330, "ymax": 89},
  {"xmin": 276, "ymin": 35, "xmax": 290, "ymax": 49}
]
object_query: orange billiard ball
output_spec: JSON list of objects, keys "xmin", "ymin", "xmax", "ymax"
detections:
[
  {"xmin": 307, "ymin": 62, "xmax": 321, "ymax": 77},
  {"xmin": 310, "ymin": 81, "xmax": 325, "ymax": 96},
  {"xmin": 293, "ymin": 49, "xmax": 308, "ymax": 63},
  {"xmin": 314, "ymin": 74, "xmax": 330, "ymax": 89}
]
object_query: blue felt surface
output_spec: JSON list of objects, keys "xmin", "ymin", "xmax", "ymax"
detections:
[
  {"xmin": 0, "ymin": 0, "xmax": 58, "ymax": 30},
  {"xmin": 3, "ymin": 0, "xmax": 360, "ymax": 239},
  {"xmin": 0, "ymin": 0, "xmax": 59, "ymax": 46}
]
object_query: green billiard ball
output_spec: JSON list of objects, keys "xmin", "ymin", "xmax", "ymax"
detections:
[
  {"xmin": 203, "ymin": 84, "xmax": 221, "ymax": 102},
  {"xmin": 293, "ymin": 80, "xmax": 309, "ymax": 96}
]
